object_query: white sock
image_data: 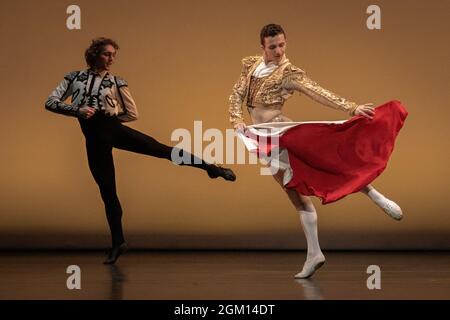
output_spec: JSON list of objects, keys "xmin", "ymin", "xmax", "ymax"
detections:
[
  {"xmin": 298, "ymin": 210, "xmax": 323, "ymax": 260},
  {"xmin": 365, "ymin": 187, "xmax": 403, "ymax": 220},
  {"xmin": 367, "ymin": 188, "xmax": 386, "ymax": 206}
]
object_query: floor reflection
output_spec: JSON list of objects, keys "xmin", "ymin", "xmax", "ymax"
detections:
[
  {"xmin": 295, "ymin": 278, "xmax": 324, "ymax": 300},
  {"xmin": 107, "ymin": 264, "xmax": 127, "ymax": 300},
  {"xmin": 1, "ymin": 251, "xmax": 448, "ymax": 299}
]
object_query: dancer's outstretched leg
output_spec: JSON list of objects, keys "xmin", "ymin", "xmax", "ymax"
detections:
[
  {"xmin": 114, "ymin": 124, "xmax": 236, "ymax": 181},
  {"xmin": 360, "ymin": 184, "xmax": 403, "ymax": 220},
  {"xmin": 273, "ymin": 171, "xmax": 325, "ymax": 278}
]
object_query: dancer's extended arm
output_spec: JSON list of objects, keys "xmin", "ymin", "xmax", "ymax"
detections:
[
  {"xmin": 282, "ymin": 68, "xmax": 374, "ymax": 118},
  {"xmin": 116, "ymin": 85, "xmax": 139, "ymax": 122},
  {"xmin": 44, "ymin": 71, "xmax": 80, "ymax": 117}
]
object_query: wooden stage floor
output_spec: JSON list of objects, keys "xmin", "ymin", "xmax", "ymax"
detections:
[{"xmin": 0, "ymin": 251, "xmax": 449, "ymax": 300}]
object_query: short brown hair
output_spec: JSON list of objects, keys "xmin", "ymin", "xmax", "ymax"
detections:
[
  {"xmin": 84, "ymin": 37, "xmax": 119, "ymax": 69},
  {"xmin": 260, "ymin": 24, "xmax": 286, "ymax": 46}
]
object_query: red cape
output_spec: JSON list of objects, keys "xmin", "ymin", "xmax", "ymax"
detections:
[{"xmin": 276, "ymin": 100, "xmax": 408, "ymax": 204}]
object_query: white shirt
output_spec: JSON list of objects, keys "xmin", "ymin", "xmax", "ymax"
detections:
[{"xmin": 252, "ymin": 60, "xmax": 278, "ymax": 78}]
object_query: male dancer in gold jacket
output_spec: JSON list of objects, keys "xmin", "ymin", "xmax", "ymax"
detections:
[{"xmin": 229, "ymin": 24, "xmax": 403, "ymax": 278}]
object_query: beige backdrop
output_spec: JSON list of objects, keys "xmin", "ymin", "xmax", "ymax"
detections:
[{"xmin": 0, "ymin": 0, "xmax": 448, "ymax": 249}]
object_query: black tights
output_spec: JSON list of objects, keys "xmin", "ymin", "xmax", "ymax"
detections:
[{"xmin": 79, "ymin": 114, "xmax": 212, "ymax": 247}]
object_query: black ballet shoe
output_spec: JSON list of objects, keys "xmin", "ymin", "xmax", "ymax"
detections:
[
  {"xmin": 207, "ymin": 165, "xmax": 236, "ymax": 181},
  {"xmin": 103, "ymin": 242, "xmax": 128, "ymax": 265}
]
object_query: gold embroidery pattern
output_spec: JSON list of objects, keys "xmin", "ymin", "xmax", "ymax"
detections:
[
  {"xmin": 253, "ymin": 62, "xmax": 290, "ymax": 106},
  {"xmin": 283, "ymin": 64, "xmax": 358, "ymax": 115},
  {"xmin": 247, "ymin": 76, "xmax": 266, "ymax": 107},
  {"xmin": 259, "ymin": 78, "xmax": 284, "ymax": 105},
  {"xmin": 228, "ymin": 56, "xmax": 260, "ymax": 125},
  {"xmin": 229, "ymin": 57, "xmax": 359, "ymax": 126},
  {"xmin": 281, "ymin": 64, "xmax": 305, "ymax": 92},
  {"xmin": 296, "ymin": 75, "xmax": 358, "ymax": 115}
]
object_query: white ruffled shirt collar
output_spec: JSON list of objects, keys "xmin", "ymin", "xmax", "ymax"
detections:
[{"xmin": 253, "ymin": 55, "xmax": 287, "ymax": 78}]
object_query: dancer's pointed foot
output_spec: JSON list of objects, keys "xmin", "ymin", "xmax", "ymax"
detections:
[
  {"xmin": 294, "ymin": 253, "xmax": 326, "ymax": 279},
  {"xmin": 207, "ymin": 165, "xmax": 236, "ymax": 181},
  {"xmin": 379, "ymin": 197, "xmax": 403, "ymax": 221},
  {"xmin": 103, "ymin": 242, "xmax": 128, "ymax": 265}
]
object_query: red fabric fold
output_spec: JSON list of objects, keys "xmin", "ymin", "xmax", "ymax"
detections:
[{"xmin": 279, "ymin": 100, "xmax": 408, "ymax": 204}]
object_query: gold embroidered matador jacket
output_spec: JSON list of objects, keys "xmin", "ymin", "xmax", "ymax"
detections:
[{"xmin": 228, "ymin": 55, "xmax": 359, "ymax": 126}]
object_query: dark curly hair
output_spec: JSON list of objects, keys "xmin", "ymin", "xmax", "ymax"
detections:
[
  {"xmin": 84, "ymin": 37, "xmax": 119, "ymax": 69},
  {"xmin": 260, "ymin": 24, "xmax": 286, "ymax": 46}
]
